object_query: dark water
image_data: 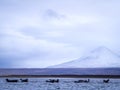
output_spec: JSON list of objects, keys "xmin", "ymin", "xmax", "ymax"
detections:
[{"xmin": 0, "ymin": 78, "xmax": 120, "ymax": 90}]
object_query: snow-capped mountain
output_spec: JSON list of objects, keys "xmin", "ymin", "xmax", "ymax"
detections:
[{"xmin": 49, "ymin": 47, "xmax": 120, "ymax": 68}]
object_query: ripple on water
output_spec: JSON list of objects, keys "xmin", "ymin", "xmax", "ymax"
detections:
[{"xmin": 0, "ymin": 78, "xmax": 120, "ymax": 90}]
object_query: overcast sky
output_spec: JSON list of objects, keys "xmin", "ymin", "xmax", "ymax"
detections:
[{"xmin": 0, "ymin": 0, "xmax": 120, "ymax": 68}]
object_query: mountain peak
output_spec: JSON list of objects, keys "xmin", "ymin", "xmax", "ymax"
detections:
[
  {"xmin": 89, "ymin": 46, "xmax": 115, "ymax": 58},
  {"xmin": 91, "ymin": 46, "xmax": 110, "ymax": 53}
]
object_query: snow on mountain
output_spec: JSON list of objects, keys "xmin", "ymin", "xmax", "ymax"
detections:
[{"xmin": 49, "ymin": 46, "xmax": 120, "ymax": 68}]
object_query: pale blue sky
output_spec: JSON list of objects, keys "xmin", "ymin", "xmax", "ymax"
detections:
[{"xmin": 0, "ymin": 0, "xmax": 120, "ymax": 68}]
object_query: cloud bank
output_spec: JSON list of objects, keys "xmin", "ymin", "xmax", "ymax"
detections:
[{"xmin": 0, "ymin": 0, "xmax": 120, "ymax": 68}]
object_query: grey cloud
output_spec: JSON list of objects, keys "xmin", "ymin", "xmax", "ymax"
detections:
[{"xmin": 43, "ymin": 9, "xmax": 66, "ymax": 20}]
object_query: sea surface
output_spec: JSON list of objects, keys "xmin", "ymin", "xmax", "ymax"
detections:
[{"xmin": 0, "ymin": 78, "xmax": 120, "ymax": 90}]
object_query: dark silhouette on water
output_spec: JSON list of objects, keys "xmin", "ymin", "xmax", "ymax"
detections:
[
  {"xmin": 20, "ymin": 79, "xmax": 28, "ymax": 82},
  {"xmin": 74, "ymin": 79, "xmax": 90, "ymax": 83},
  {"xmin": 6, "ymin": 79, "xmax": 18, "ymax": 82},
  {"xmin": 46, "ymin": 79, "xmax": 59, "ymax": 83},
  {"xmin": 103, "ymin": 79, "xmax": 109, "ymax": 83}
]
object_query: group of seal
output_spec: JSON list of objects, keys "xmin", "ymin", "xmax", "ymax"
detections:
[{"xmin": 6, "ymin": 78, "xmax": 28, "ymax": 82}]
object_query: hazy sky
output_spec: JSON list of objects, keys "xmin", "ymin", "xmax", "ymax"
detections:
[{"xmin": 0, "ymin": 0, "xmax": 120, "ymax": 68}]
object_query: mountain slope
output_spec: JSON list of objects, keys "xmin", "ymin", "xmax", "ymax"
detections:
[{"xmin": 49, "ymin": 47, "xmax": 120, "ymax": 68}]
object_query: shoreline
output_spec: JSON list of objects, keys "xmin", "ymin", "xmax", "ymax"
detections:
[{"xmin": 0, "ymin": 75, "xmax": 120, "ymax": 78}]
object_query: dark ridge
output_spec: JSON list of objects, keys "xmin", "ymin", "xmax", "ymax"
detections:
[
  {"xmin": 0, "ymin": 68, "xmax": 120, "ymax": 78},
  {"xmin": 1, "ymin": 75, "xmax": 120, "ymax": 78}
]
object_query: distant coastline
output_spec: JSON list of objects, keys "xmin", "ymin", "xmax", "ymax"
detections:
[{"xmin": 0, "ymin": 68, "xmax": 120, "ymax": 78}]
